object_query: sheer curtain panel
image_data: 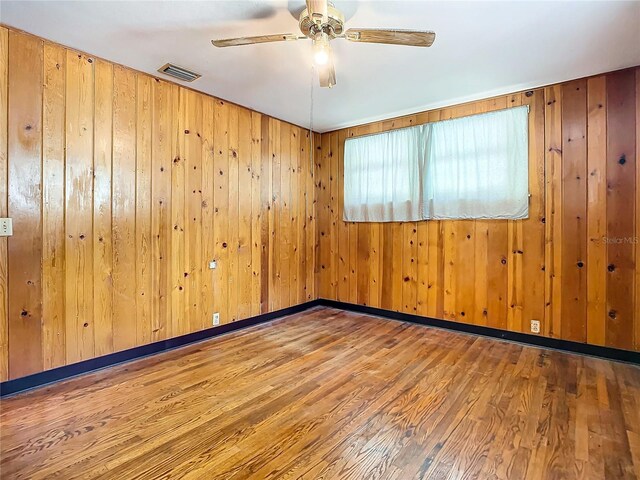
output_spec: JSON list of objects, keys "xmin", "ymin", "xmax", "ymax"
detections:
[
  {"xmin": 423, "ymin": 106, "xmax": 529, "ymax": 219},
  {"xmin": 343, "ymin": 106, "xmax": 529, "ymax": 222},
  {"xmin": 343, "ymin": 125, "xmax": 426, "ymax": 222}
]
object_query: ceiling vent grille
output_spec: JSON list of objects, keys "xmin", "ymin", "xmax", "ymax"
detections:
[{"xmin": 157, "ymin": 63, "xmax": 201, "ymax": 82}]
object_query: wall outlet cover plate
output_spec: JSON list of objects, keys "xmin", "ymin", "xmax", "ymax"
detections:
[
  {"xmin": 530, "ymin": 320, "xmax": 541, "ymax": 334},
  {"xmin": 0, "ymin": 218, "xmax": 12, "ymax": 237}
]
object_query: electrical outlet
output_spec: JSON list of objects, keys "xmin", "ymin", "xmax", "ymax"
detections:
[
  {"xmin": 209, "ymin": 260, "xmax": 217, "ymax": 270},
  {"xmin": 0, "ymin": 218, "xmax": 13, "ymax": 237},
  {"xmin": 530, "ymin": 319, "xmax": 540, "ymax": 334},
  {"xmin": 213, "ymin": 312, "xmax": 220, "ymax": 326}
]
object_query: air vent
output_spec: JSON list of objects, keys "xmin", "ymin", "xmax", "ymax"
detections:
[{"xmin": 157, "ymin": 63, "xmax": 201, "ymax": 82}]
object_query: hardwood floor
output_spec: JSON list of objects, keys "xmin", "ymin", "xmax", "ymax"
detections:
[{"xmin": 1, "ymin": 307, "xmax": 639, "ymax": 479}]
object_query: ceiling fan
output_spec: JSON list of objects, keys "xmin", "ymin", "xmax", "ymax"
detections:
[{"xmin": 211, "ymin": 0, "xmax": 435, "ymax": 88}]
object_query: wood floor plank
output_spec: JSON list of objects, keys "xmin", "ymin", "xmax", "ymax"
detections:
[{"xmin": 1, "ymin": 308, "xmax": 639, "ymax": 479}]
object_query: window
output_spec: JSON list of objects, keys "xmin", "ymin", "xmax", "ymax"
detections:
[
  {"xmin": 343, "ymin": 106, "xmax": 529, "ymax": 222},
  {"xmin": 424, "ymin": 106, "xmax": 529, "ymax": 219},
  {"xmin": 343, "ymin": 125, "xmax": 425, "ymax": 222}
]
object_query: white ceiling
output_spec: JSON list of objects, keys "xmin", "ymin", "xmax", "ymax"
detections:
[{"xmin": 2, "ymin": 1, "xmax": 639, "ymax": 132}]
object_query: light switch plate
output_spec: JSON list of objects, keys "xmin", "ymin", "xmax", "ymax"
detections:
[
  {"xmin": 0, "ymin": 218, "xmax": 12, "ymax": 237},
  {"xmin": 209, "ymin": 261, "xmax": 217, "ymax": 270}
]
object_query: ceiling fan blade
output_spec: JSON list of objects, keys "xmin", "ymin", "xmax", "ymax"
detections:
[
  {"xmin": 306, "ymin": 0, "xmax": 328, "ymax": 22},
  {"xmin": 318, "ymin": 51, "xmax": 336, "ymax": 88},
  {"xmin": 345, "ymin": 29, "xmax": 436, "ymax": 47},
  {"xmin": 212, "ymin": 34, "xmax": 303, "ymax": 47}
]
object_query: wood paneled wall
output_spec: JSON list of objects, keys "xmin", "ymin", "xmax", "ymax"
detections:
[
  {"xmin": 0, "ymin": 27, "xmax": 317, "ymax": 381},
  {"xmin": 316, "ymin": 67, "xmax": 640, "ymax": 352}
]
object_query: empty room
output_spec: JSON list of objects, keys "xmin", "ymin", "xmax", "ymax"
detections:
[{"xmin": 1, "ymin": 0, "xmax": 639, "ymax": 478}]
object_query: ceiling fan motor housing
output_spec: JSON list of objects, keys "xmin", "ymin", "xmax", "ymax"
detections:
[{"xmin": 299, "ymin": 4, "xmax": 345, "ymax": 40}]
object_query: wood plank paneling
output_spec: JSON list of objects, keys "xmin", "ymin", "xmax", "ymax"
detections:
[
  {"xmin": 185, "ymin": 90, "xmax": 203, "ymax": 331},
  {"xmin": 238, "ymin": 108, "xmax": 253, "ymax": 318},
  {"xmin": 297, "ymin": 129, "xmax": 306, "ymax": 304},
  {"xmin": 136, "ymin": 74, "xmax": 153, "ymax": 345},
  {"xmin": 201, "ymin": 95, "xmax": 215, "ymax": 329},
  {"xmin": 290, "ymin": 127, "xmax": 300, "ymax": 306},
  {"xmin": 271, "ymin": 119, "xmax": 281, "ymax": 311},
  {"xmin": 279, "ymin": 122, "xmax": 291, "ymax": 311},
  {"xmin": 316, "ymin": 132, "xmax": 329, "ymax": 300},
  {"xmin": 250, "ymin": 111, "xmax": 262, "ymax": 315},
  {"xmin": 380, "ymin": 221, "xmax": 394, "ymax": 311},
  {"xmin": 42, "ymin": 43, "xmax": 66, "ymax": 369},
  {"xmin": 260, "ymin": 116, "xmax": 271, "ymax": 313},
  {"xmin": 486, "ymin": 219, "xmax": 509, "ymax": 330},
  {"xmin": 521, "ymin": 89, "xmax": 546, "ymax": 334},
  {"xmin": 329, "ymin": 131, "xmax": 339, "ymax": 302},
  {"xmin": 636, "ymin": 69, "xmax": 640, "ymax": 352},
  {"xmin": 151, "ymin": 78, "xmax": 173, "ymax": 342},
  {"xmin": 65, "ymin": 50, "xmax": 95, "ymax": 363},
  {"xmin": 171, "ymin": 87, "xmax": 187, "ymax": 336},
  {"xmin": 317, "ymin": 68, "xmax": 640, "ymax": 353},
  {"xmin": 8, "ymin": 31, "xmax": 44, "ymax": 378},
  {"xmin": 93, "ymin": 59, "xmax": 114, "ymax": 355},
  {"xmin": 307, "ymin": 132, "xmax": 318, "ymax": 302},
  {"xmin": 0, "ymin": 27, "xmax": 8, "ymax": 381},
  {"xmin": 227, "ymin": 104, "xmax": 239, "ymax": 321},
  {"xmin": 544, "ymin": 85, "xmax": 563, "ymax": 339},
  {"xmin": 586, "ymin": 76, "xmax": 607, "ymax": 346},
  {"xmin": 213, "ymin": 99, "xmax": 229, "ymax": 324},
  {"xmin": 561, "ymin": 80, "xmax": 588, "ymax": 342},
  {"xmin": 336, "ymin": 130, "xmax": 349, "ymax": 303},
  {"xmin": 112, "ymin": 65, "xmax": 137, "ymax": 351},
  {"xmin": 605, "ymin": 69, "xmax": 636, "ymax": 351}
]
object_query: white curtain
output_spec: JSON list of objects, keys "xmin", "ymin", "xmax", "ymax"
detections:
[
  {"xmin": 343, "ymin": 106, "xmax": 529, "ymax": 222},
  {"xmin": 343, "ymin": 124, "xmax": 426, "ymax": 222},
  {"xmin": 423, "ymin": 106, "xmax": 529, "ymax": 219}
]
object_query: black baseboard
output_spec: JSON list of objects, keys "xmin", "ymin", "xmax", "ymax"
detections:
[
  {"xmin": 2, "ymin": 297, "xmax": 638, "ymax": 397},
  {"xmin": 0, "ymin": 300, "xmax": 321, "ymax": 397},
  {"xmin": 318, "ymin": 299, "xmax": 640, "ymax": 366}
]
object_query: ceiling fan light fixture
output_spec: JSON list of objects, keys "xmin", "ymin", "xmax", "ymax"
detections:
[
  {"xmin": 314, "ymin": 46, "xmax": 329, "ymax": 65},
  {"xmin": 313, "ymin": 32, "xmax": 330, "ymax": 66}
]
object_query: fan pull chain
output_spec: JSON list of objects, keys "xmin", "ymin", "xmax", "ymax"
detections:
[
  {"xmin": 309, "ymin": 64, "xmax": 314, "ymax": 172},
  {"xmin": 305, "ymin": 63, "xmax": 315, "ymax": 266}
]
